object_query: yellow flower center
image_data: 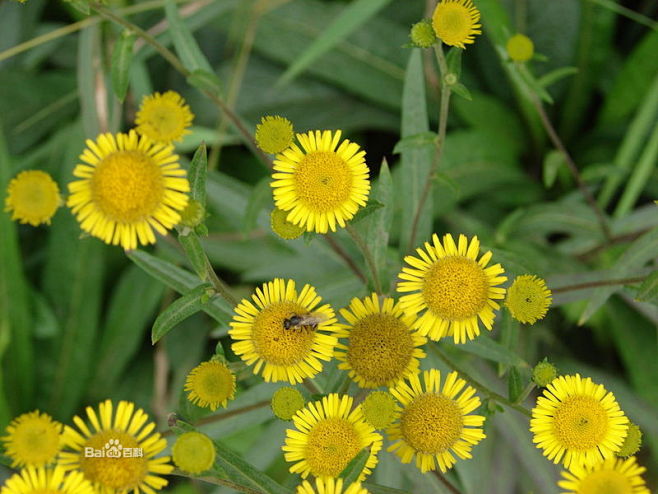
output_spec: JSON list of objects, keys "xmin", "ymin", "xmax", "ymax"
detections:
[
  {"xmin": 422, "ymin": 256, "xmax": 489, "ymax": 321},
  {"xmin": 251, "ymin": 301, "xmax": 317, "ymax": 365},
  {"xmin": 400, "ymin": 393, "xmax": 463, "ymax": 454},
  {"xmin": 578, "ymin": 469, "xmax": 634, "ymax": 494},
  {"xmin": 7, "ymin": 417, "xmax": 60, "ymax": 466},
  {"xmin": 294, "ymin": 152, "xmax": 353, "ymax": 213},
  {"xmin": 304, "ymin": 417, "xmax": 362, "ymax": 477},
  {"xmin": 192, "ymin": 363, "xmax": 234, "ymax": 405},
  {"xmin": 362, "ymin": 391, "xmax": 397, "ymax": 429},
  {"xmin": 346, "ymin": 313, "xmax": 414, "ymax": 387},
  {"xmin": 553, "ymin": 396, "xmax": 609, "ymax": 450},
  {"xmin": 91, "ymin": 151, "xmax": 164, "ymax": 223},
  {"xmin": 271, "ymin": 387, "xmax": 306, "ymax": 420},
  {"xmin": 78, "ymin": 431, "xmax": 147, "ymax": 490},
  {"xmin": 172, "ymin": 432, "xmax": 215, "ymax": 474},
  {"xmin": 147, "ymin": 105, "xmax": 184, "ymax": 138}
]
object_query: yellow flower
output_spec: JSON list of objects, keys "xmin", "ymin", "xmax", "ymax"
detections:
[
  {"xmin": 296, "ymin": 478, "xmax": 369, "ymax": 494},
  {"xmin": 558, "ymin": 456, "xmax": 650, "ymax": 494},
  {"xmin": 387, "ymin": 369, "xmax": 486, "ymax": 473},
  {"xmin": 361, "ymin": 391, "xmax": 397, "ymax": 430},
  {"xmin": 397, "ymin": 233, "xmax": 507, "ymax": 343},
  {"xmin": 0, "ymin": 466, "xmax": 94, "ymax": 494},
  {"xmin": 282, "ymin": 394, "xmax": 382, "ymax": 480},
  {"xmin": 67, "ymin": 130, "xmax": 190, "ymax": 250},
  {"xmin": 59, "ymin": 399, "xmax": 173, "ymax": 494},
  {"xmin": 505, "ymin": 274, "xmax": 552, "ymax": 324},
  {"xmin": 271, "ymin": 130, "xmax": 370, "ymax": 234},
  {"xmin": 506, "ymin": 34, "xmax": 534, "ymax": 62},
  {"xmin": 184, "ymin": 360, "xmax": 236, "ymax": 411},
  {"xmin": 256, "ymin": 116, "xmax": 294, "ymax": 154},
  {"xmin": 229, "ymin": 278, "xmax": 338, "ymax": 384},
  {"xmin": 4, "ymin": 170, "xmax": 60, "ymax": 226},
  {"xmin": 135, "ymin": 91, "xmax": 194, "ymax": 144},
  {"xmin": 172, "ymin": 431, "xmax": 216, "ymax": 474},
  {"xmin": 432, "ymin": 0, "xmax": 482, "ymax": 49},
  {"xmin": 530, "ymin": 374, "xmax": 629, "ymax": 470},
  {"xmin": 335, "ymin": 294, "xmax": 426, "ymax": 388},
  {"xmin": 271, "ymin": 386, "xmax": 306, "ymax": 421},
  {"xmin": 271, "ymin": 207, "xmax": 305, "ymax": 240},
  {"xmin": 1, "ymin": 411, "xmax": 62, "ymax": 467}
]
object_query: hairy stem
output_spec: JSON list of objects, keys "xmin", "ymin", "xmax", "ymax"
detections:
[
  {"xmin": 432, "ymin": 471, "xmax": 462, "ymax": 494},
  {"xmin": 551, "ymin": 276, "xmax": 646, "ymax": 294},
  {"xmin": 324, "ymin": 235, "xmax": 368, "ymax": 285},
  {"xmin": 171, "ymin": 471, "xmax": 263, "ymax": 494},
  {"xmin": 408, "ymin": 43, "xmax": 451, "ymax": 252},
  {"xmin": 346, "ymin": 224, "xmax": 383, "ymax": 294}
]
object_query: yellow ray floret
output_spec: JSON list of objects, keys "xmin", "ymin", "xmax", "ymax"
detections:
[
  {"xmin": 135, "ymin": 91, "xmax": 194, "ymax": 144},
  {"xmin": 432, "ymin": 0, "xmax": 482, "ymax": 49},
  {"xmin": 67, "ymin": 130, "xmax": 190, "ymax": 250},
  {"xmin": 558, "ymin": 456, "xmax": 650, "ymax": 494},
  {"xmin": 397, "ymin": 233, "xmax": 507, "ymax": 343},
  {"xmin": 335, "ymin": 293, "xmax": 426, "ymax": 388},
  {"xmin": 296, "ymin": 478, "xmax": 369, "ymax": 494},
  {"xmin": 229, "ymin": 278, "xmax": 339, "ymax": 384},
  {"xmin": 59, "ymin": 400, "xmax": 173, "ymax": 494},
  {"xmin": 271, "ymin": 130, "xmax": 370, "ymax": 234},
  {"xmin": 530, "ymin": 374, "xmax": 629, "ymax": 470},
  {"xmin": 387, "ymin": 369, "xmax": 486, "ymax": 473},
  {"xmin": 283, "ymin": 394, "xmax": 382, "ymax": 481},
  {"xmin": 0, "ymin": 466, "xmax": 94, "ymax": 494}
]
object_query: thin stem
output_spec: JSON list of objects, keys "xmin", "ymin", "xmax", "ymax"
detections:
[
  {"xmin": 162, "ymin": 400, "xmax": 270, "ymax": 437},
  {"xmin": 551, "ymin": 276, "xmax": 646, "ymax": 294},
  {"xmin": 346, "ymin": 224, "xmax": 383, "ymax": 294},
  {"xmin": 203, "ymin": 255, "xmax": 239, "ymax": 307},
  {"xmin": 303, "ymin": 378, "xmax": 321, "ymax": 395},
  {"xmin": 324, "ymin": 235, "xmax": 368, "ymax": 285},
  {"xmin": 89, "ymin": 3, "xmax": 272, "ymax": 170},
  {"xmin": 408, "ymin": 44, "xmax": 451, "ymax": 252},
  {"xmin": 432, "ymin": 471, "xmax": 462, "ymax": 494},
  {"xmin": 431, "ymin": 345, "xmax": 532, "ymax": 418},
  {"xmin": 171, "ymin": 470, "xmax": 263, "ymax": 494},
  {"xmin": 530, "ymin": 96, "xmax": 612, "ymax": 241},
  {"xmin": 513, "ymin": 381, "xmax": 536, "ymax": 405}
]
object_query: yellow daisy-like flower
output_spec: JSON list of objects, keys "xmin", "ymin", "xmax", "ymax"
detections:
[
  {"xmin": 67, "ymin": 130, "xmax": 190, "ymax": 251},
  {"xmin": 506, "ymin": 34, "xmax": 534, "ymax": 62},
  {"xmin": 135, "ymin": 91, "xmax": 194, "ymax": 144},
  {"xmin": 335, "ymin": 294, "xmax": 426, "ymax": 388},
  {"xmin": 296, "ymin": 478, "xmax": 369, "ymax": 494},
  {"xmin": 0, "ymin": 466, "xmax": 94, "ymax": 494},
  {"xmin": 1, "ymin": 411, "xmax": 62, "ymax": 467},
  {"xmin": 432, "ymin": 0, "xmax": 482, "ymax": 49},
  {"xmin": 172, "ymin": 431, "xmax": 216, "ymax": 474},
  {"xmin": 530, "ymin": 374, "xmax": 629, "ymax": 470},
  {"xmin": 558, "ymin": 456, "xmax": 650, "ymax": 494},
  {"xmin": 505, "ymin": 274, "xmax": 552, "ymax": 324},
  {"xmin": 397, "ymin": 233, "xmax": 507, "ymax": 343},
  {"xmin": 256, "ymin": 116, "xmax": 294, "ymax": 154},
  {"xmin": 271, "ymin": 130, "xmax": 370, "ymax": 234},
  {"xmin": 4, "ymin": 170, "xmax": 61, "ymax": 226},
  {"xmin": 59, "ymin": 400, "xmax": 173, "ymax": 494},
  {"xmin": 283, "ymin": 394, "xmax": 382, "ymax": 480},
  {"xmin": 184, "ymin": 360, "xmax": 236, "ymax": 411},
  {"xmin": 229, "ymin": 278, "xmax": 338, "ymax": 384},
  {"xmin": 387, "ymin": 369, "xmax": 486, "ymax": 473}
]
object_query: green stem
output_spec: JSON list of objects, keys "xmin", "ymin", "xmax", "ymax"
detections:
[
  {"xmin": 171, "ymin": 470, "xmax": 263, "ymax": 494},
  {"xmin": 203, "ymin": 255, "xmax": 239, "ymax": 307},
  {"xmin": 432, "ymin": 471, "xmax": 462, "ymax": 494},
  {"xmin": 407, "ymin": 43, "xmax": 451, "ymax": 252},
  {"xmin": 346, "ymin": 224, "xmax": 383, "ymax": 294},
  {"xmin": 431, "ymin": 345, "xmax": 532, "ymax": 418},
  {"xmin": 551, "ymin": 276, "xmax": 646, "ymax": 294},
  {"xmin": 513, "ymin": 381, "xmax": 536, "ymax": 405},
  {"xmin": 324, "ymin": 235, "xmax": 368, "ymax": 285}
]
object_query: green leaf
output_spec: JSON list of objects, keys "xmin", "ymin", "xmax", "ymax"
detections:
[
  {"xmin": 507, "ymin": 367, "xmax": 524, "ymax": 402},
  {"xmin": 450, "ymin": 82, "xmax": 472, "ymax": 100},
  {"xmin": 453, "ymin": 336, "xmax": 529, "ymax": 368},
  {"xmin": 242, "ymin": 177, "xmax": 271, "ymax": 235},
  {"xmin": 63, "ymin": 0, "xmax": 90, "ymax": 15},
  {"xmin": 635, "ymin": 270, "xmax": 658, "ymax": 304},
  {"xmin": 165, "ymin": 0, "xmax": 215, "ymax": 74},
  {"xmin": 339, "ymin": 449, "xmax": 370, "ymax": 486},
  {"xmin": 537, "ymin": 66, "xmax": 578, "ymax": 88},
  {"xmin": 350, "ymin": 198, "xmax": 384, "ymax": 224},
  {"xmin": 278, "ymin": 0, "xmax": 394, "ymax": 84},
  {"xmin": 392, "ymin": 131, "xmax": 436, "ymax": 154},
  {"xmin": 433, "ymin": 171, "xmax": 460, "ymax": 196},
  {"xmin": 77, "ymin": 25, "xmax": 100, "ymax": 137},
  {"xmin": 362, "ymin": 485, "xmax": 412, "ymax": 494},
  {"xmin": 366, "ymin": 159, "xmax": 393, "ymax": 287},
  {"xmin": 152, "ymin": 283, "xmax": 213, "ymax": 344},
  {"xmin": 127, "ymin": 250, "xmax": 233, "ymax": 324},
  {"xmin": 445, "ymin": 46, "xmax": 463, "ymax": 78},
  {"xmin": 189, "ymin": 143, "xmax": 208, "ymax": 206},
  {"xmin": 542, "ymin": 149, "xmax": 565, "ymax": 188},
  {"xmin": 178, "ymin": 231, "xmax": 209, "ymax": 281},
  {"xmin": 110, "ymin": 29, "xmax": 136, "ymax": 102},
  {"xmin": 186, "ymin": 69, "xmax": 222, "ymax": 96}
]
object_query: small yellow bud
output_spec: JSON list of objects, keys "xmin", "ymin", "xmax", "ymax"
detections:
[
  {"xmin": 271, "ymin": 386, "xmax": 305, "ymax": 421},
  {"xmin": 410, "ymin": 20, "xmax": 437, "ymax": 48},
  {"xmin": 616, "ymin": 423, "xmax": 642, "ymax": 457},
  {"xmin": 506, "ymin": 34, "xmax": 534, "ymax": 62},
  {"xmin": 361, "ymin": 391, "xmax": 397, "ymax": 429},
  {"xmin": 172, "ymin": 431, "xmax": 216, "ymax": 474},
  {"xmin": 532, "ymin": 360, "xmax": 558, "ymax": 387},
  {"xmin": 270, "ymin": 207, "xmax": 305, "ymax": 240}
]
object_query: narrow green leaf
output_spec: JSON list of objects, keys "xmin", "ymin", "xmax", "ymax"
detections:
[
  {"xmin": 392, "ymin": 131, "xmax": 436, "ymax": 154},
  {"xmin": 127, "ymin": 250, "xmax": 233, "ymax": 324},
  {"xmin": 537, "ymin": 66, "xmax": 578, "ymax": 88},
  {"xmin": 445, "ymin": 47, "xmax": 463, "ymax": 78},
  {"xmin": 64, "ymin": 0, "xmax": 90, "ymax": 15},
  {"xmin": 189, "ymin": 143, "xmax": 208, "ymax": 206},
  {"xmin": 165, "ymin": 0, "xmax": 215, "ymax": 73},
  {"xmin": 542, "ymin": 149, "xmax": 565, "ymax": 188},
  {"xmin": 635, "ymin": 270, "xmax": 658, "ymax": 304},
  {"xmin": 77, "ymin": 25, "xmax": 100, "ymax": 137},
  {"xmin": 340, "ymin": 449, "xmax": 370, "ymax": 486},
  {"xmin": 110, "ymin": 29, "xmax": 137, "ymax": 102},
  {"xmin": 517, "ymin": 64, "xmax": 553, "ymax": 104},
  {"xmin": 278, "ymin": 0, "xmax": 393, "ymax": 84},
  {"xmin": 350, "ymin": 198, "xmax": 384, "ymax": 224},
  {"xmin": 450, "ymin": 82, "xmax": 472, "ymax": 100},
  {"xmin": 178, "ymin": 231, "xmax": 208, "ymax": 281},
  {"xmin": 152, "ymin": 283, "xmax": 212, "ymax": 344},
  {"xmin": 187, "ymin": 69, "xmax": 222, "ymax": 96},
  {"xmin": 366, "ymin": 160, "xmax": 393, "ymax": 287},
  {"xmin": 433, "ymin": 171, "xmax": 460, "ymax": 196},
  {"xmin": 242, "ymin": 177, "xmax": 271, "ymax": 235},
  {"xmin": 453, "ymin": 336, "xmax": 529, "ymax": 368},
  {"xmin": 507, "ymin": 367, "xmax": 524, "ymax": 402}
]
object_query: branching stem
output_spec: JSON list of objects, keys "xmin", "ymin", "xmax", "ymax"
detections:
[{"xmin": 346, "ymin": 224, "xmax": 383, "ymax": 294}]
